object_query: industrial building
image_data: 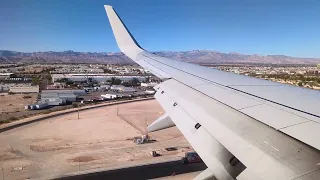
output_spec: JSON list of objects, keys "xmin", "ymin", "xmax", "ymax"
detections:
[
  {"xmin": 41, "ymin": 98, "xmax": 66, "ymax": 106},
  {"xmin": 101, "ymin": 94, "xmax": 117, "ymax": 100},
  {"xmin": 31, "ymin": 89, "xmax": 86, "ymax": 107},
  {"xmin": 110, "ymin": 85, "xmax": 136, "ymax": 93},
  {"xmin": 40, "ymin": 93, "xmax": 76, "ymax": 102},
  {"xmin": 25, "ymin": 102, "xmax": 48, "ymax": 110},
  {"xmin": 51, "ymin": 74, "xmax": 147, "ymax": 83},
  {"xmin": 140, "ymin": 83, "xmax": 158, "ymax": 88},
  {"xmin": 9, "ymin": 85, "xmax": 39, "ymax": 93},
  {"xmin": 0, "ymin": 73, "xmax": 13, "ymax": 79},
  {"xmin": 41, "ymin": 89, "xmax": 87, "ymax": 96},
  {"xmin": 0, "ymin": 84, "xmax": 10, "ymax": 92}
]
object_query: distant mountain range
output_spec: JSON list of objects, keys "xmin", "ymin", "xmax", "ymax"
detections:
[{"xmin": 1, "ymin": 50, "xmax": 320, "ymax": 65}]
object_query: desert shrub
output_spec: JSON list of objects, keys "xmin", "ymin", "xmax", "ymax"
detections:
[
  {"xmin": 23, "ymin": 95, "xmax": 32, "ymax": 99},
  {"xmin": 9, "ymin": 116, "xmax": 18, "ymax": 121}
]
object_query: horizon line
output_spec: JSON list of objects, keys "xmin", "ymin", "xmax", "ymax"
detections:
[{"xmin": 1, "ymin": 49, "xmax": 320, "ymax": 59}]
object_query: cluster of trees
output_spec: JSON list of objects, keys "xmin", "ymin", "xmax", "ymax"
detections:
[
  {"xmin": 107, "ymin": 77, "xmax": 140, "ymax": 86},
  {"xmin": 251, "ymin": 73, "xmax": 320, "ymax": 84},
  {"xmin": 106, "ymin": 77, "xmax": 121, "ymax": 85},
  {"xmin": 103, "ymin": 69, "xmax": 117, "ymax": 74},
  {"xmin": 31, "ymin": 76, "xmax": 40, "ymax": 86}
]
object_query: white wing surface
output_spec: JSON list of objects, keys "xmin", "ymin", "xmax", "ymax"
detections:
[{"xmin": 104, "ymin": 5, "xmax": 320, "ymax": 180}]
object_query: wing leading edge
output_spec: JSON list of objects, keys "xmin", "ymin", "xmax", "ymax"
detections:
[{"xmin": 104, "ymin": 5, "xmax": 320, "ymax": 180}]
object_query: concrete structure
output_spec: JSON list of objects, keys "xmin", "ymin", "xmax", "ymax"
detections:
[
  {"xmin": 40, "ymin": 89, "xmax": 83, "ymax": 105},
  {"xmin": 141, "ymin": 83, "xmax": 158, "ymax": 88},
  {"xmin": 116, "ymin": 93, "xmax": 131, "ymax": 98},
  {"xmin": 45, "ymin": 82, "xmax": 66, "ymax": 90},
  {"xmin": 9, "ymin": 85, "xmax": 39, "ymax": 93},
  {"xmin": 57, "ymin": 93, "xmax": 77, "ymax": 102},
  {"xmin": 110, "ymin": 85, "xmax": 125, "ymax": 91},
  {"xmin": 0, "ymin": 73, "xmax": 13, "ymax": 79},
  {"xmin": 41, "ymin": 92, "xmax": 77, "ymax": 103},
  {"xmin": 41, "ymin": 98, "xmax": 66, "ymax": 106},
  {"xmin": 101, "ymin": 94, "xmax": 117, "ymax": 100},
  {"xmin": 25, "ymin": 102, "xmax": 48, "ymax": 110},
  {"xmin": 100, "ymin": 85, "xmax": 111, "ymax": 90},
  {"xmin": 42, "ymin": 89, "xmax": 86, "ymax": 96},
  {"xmin": 0, "ymin": 85, "xmax": 10, "ymax": 92},
  {"xmin": 35, "ymin": 103, "xmax": 48, "ymax": 109},
  {"xmin": 122, "ymin": 87, "xmax": 136, "ymax": 93},
  {"xmin": 110, "ymin": 85, "xmax": 136, "ymax": 93}
]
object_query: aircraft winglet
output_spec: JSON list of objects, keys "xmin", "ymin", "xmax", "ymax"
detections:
[{"xmin": 104, "ymin": 5, "xmax": 144, "ymax": 60}]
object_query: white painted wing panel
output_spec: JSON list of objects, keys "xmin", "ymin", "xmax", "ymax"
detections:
[
  {"xmin": 140, "ymin": 52, "xmax": 279, "ymax": 86},
  {"xmin": 229, "ymin": 85, "xmax": 320, "ymax": 118},
  {"xmin": 156, "ymin": 79, "xmax": 320, "ymax": 180},
  {"xmin": 139, "ymin": 51, "xmax": 320, "ymax": 119},
  {"xmin": 138, "ymin": 54, "xmax": 210, "ymax": 86},
  {"xmin": 293, "ymin": 169, "xmax": 320, "ymax": 180},
  {"xmin": 194, "ymin": 83, "xmax": 264, "ymax": 110},
  {"xmin": 155, "ymin": 85, "xmax": 244, "ymax": 179},
  {"xmin": 240, "ymin": 104, "xmax": 310, "ymax": 130},
  {"xmin": 154, "ymin": 89, "xmax": 175, "ymax": 112},
  {"xmin": 266, "ymin": 103, "xmax": 320, "ymax": 123},
  {"xmin": 169, "ymin": 105, "xmax": 235, "ymax": 180},
  {"xmin": 237, "ymin": 169, "xmax": 262, "ymax": 180},
  {"xmin": 280, "ymin": 121, "xmax": 320, "ymax": 150},
  {"xmin": 136, "ymin": 60, "xmax": 171, "ymax": 79}
]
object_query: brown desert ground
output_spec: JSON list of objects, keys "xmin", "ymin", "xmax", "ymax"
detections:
[
  {"xmin": 0, "ymin": 93, "xmax": 37, "ymax": 114},
  {"xmin": 0, "ymin": 99, "xmax": 191, "ymax": 180}
]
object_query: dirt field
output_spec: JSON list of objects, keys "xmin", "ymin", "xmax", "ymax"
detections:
[
  {"xmin": 0, "ymin": 93, "xmax": 37, "ymax": 113},
  {"xmin": 0, "ymin": 100, "xmax": 191, "ymax": 180}
]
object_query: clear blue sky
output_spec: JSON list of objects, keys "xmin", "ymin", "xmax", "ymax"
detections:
[{"xmin": 1, "ymin": 0, "xmax": 320, "ymax": 58}]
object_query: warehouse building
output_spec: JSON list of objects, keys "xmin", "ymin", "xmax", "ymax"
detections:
[
  {"xmin": 41, "ymin": 98, "xmax": 66, "ymax": 106},
  {"xmin": 140, "ymin": 83, "xmax": 158, "ymax": 88},
  {"xmin": 51, "ymin": 74, "xmax": 147, "ymax": 83},
  {"xmin": 41, "ymin": 89, "xmax": 86, "ymax": 96},
  {"xmin": 25, "ymin": 102, "xmax": 48, "ymax": 110},
  {"xmin": 0, "ymin": 85, "xmax": 10, "ymax": 92},
  {"xmin": 0, "ymin": 73, "xmax": 13, "ymax": 79},
  {"xmin": 39, "ymin": 89, "xmax": 83, "ymax": 106},
  {"xmin": 110, "ymin": 85, "xmax": 136, "ymax": 93},
  {"xmin": 9, "ymin": 85, "xmax": 39, "ymax": 93}
]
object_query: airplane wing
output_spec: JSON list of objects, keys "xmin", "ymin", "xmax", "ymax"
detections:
[{"xmin": 104, "ymin": 5, "xmax": 320, "ymax": 180}]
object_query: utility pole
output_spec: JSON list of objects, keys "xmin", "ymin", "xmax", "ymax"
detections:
[
  {"xmin": 78, "ymin": 157, "xmax": 80, "ymax": 172},
  {"xmin": 77, "ymin": 103, "xmax": 80, "ymax": 119},
  {"xmin": 145, "ymin": 115, "xmax": 148, "ymax": 135},
  {"xmin": 3, "ymin": 109, "xmax": 7, "ymax": 122},
  {"xmin": 117, "ymin": 105, "xmax": 119, "ymax": 116}
]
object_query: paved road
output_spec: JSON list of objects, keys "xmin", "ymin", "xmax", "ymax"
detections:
[{"xmin": 57, "ymin": 160, "xmax": 206, "ymax": 180}]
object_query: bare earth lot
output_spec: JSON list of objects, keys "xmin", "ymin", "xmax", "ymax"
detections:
[
  {"xmin": 0, "ymin": 93, "xmax": 37, "ymax": 113},
  {"xmin": 0, "ymin": 100, "xmax": 191, "ymax": 180}
]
